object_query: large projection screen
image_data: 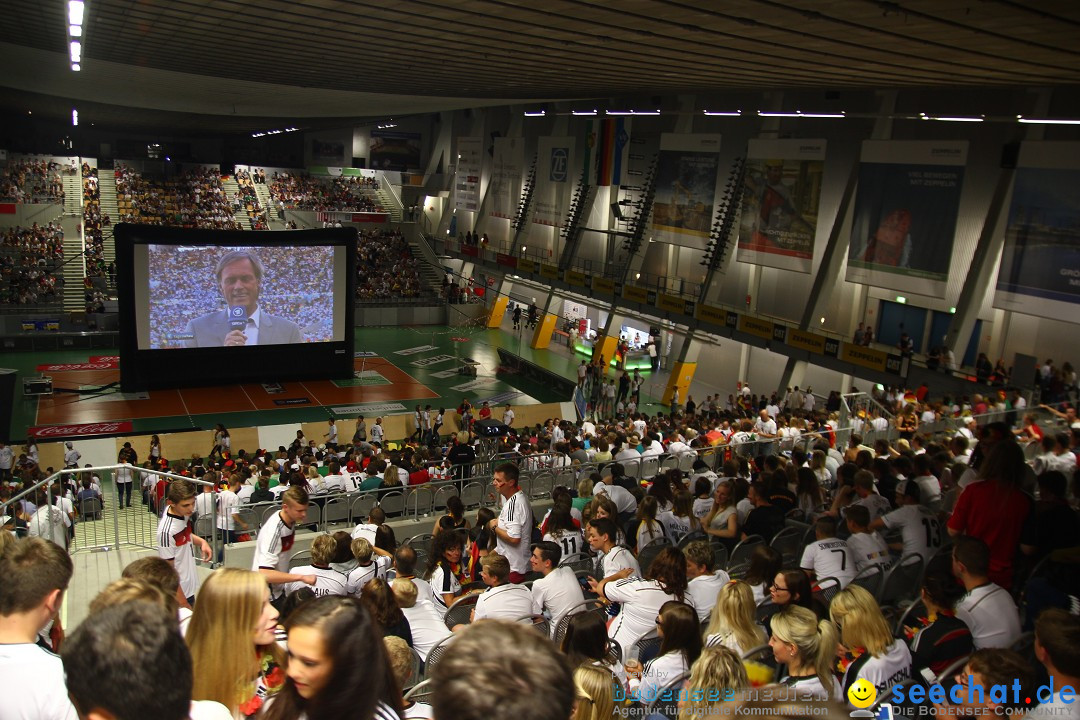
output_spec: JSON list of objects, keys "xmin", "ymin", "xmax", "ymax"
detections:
[{"xmin": 116, "ymin": 224, "xmax": 356, "ymax": 391}]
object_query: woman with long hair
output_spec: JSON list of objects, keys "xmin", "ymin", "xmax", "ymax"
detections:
[
  {"xmin": 586, "ymin": 494, "xmax": 626, "ymax": 547},
  {"xmin": 149, "ymin": 434, "xmax": 162, "ymax": 463},
  {"xmin": 660, "ymin": 491, "xmax": 700, "ymax": 543},
  {"xmin": 767, "ymin": 569, "xmax": 826, "ymax": 621},
  {"xmin": 574, "ymin": 476, "xmax": 595, "ymax": 513},
  {"xmin": 795, "ymin": 467, "xmax": 825, "ymax": 519},
  {"xmin": 633, "ymin": 495, "xmax": 666, "ymax": 553},
  {"xmin": 830, "ymin": 585, "xmax": 912, "ymax": 701},
  {"xmin": 186, "ymin": 568, "xmax": 286, "ymax": 718},
  {"xmin": 544, "ymin": 502, "xmax": 585, "ymax": 561},
  {"xmin": 572, "ymin": 665, "xmax": 618, "ymax": 720},
  {"xmin": 742, "ymin": 546, "xmax": 783, "ymax": 606},
  {"xmin": 432, "ymin": 494, "xmax": 470, "ymax": 536},
  {"xmin": 593, "ymin": 547, "xmax": 689, "ymax": 662},
  {"xmin": 647, "ymin": 473, "xmax": 676, "ymax": 513},
  {"xmin": 261, "ymin": 595, "xmax": 403, "ymax": 720},
  {"xmin": 678, "ymin": 646, "xmax": 750, "ymax": 720},
  {"xmin": 468, "ymin": 507, "xmax": 497, "ymax": 581},
  {"xmin": 360, "ymin": 578, "xmax": 412, "ymax": 646},
  {"xmin": 703, "ymin": 481, "xmax": 739, "ymax": 548},
  {"xmin": 809, "ymin": 449, "xmax": 832, "ymax": 492},
  {"xmin": 906, "ymin": 554, "xmax": 973, "ymax": 684},
  {"xmin": 769, "ymin": 605, "xmax": 841, "ymax": 701},
  {"xmin": 704, "ymin": 580, "xmax": 767, "ymax": 655},
  {"xmin": 638, "ymin": 601, "xmax": 703, "ymax": 701},
  {"xmin": 424, "ymin": 529, "xmax": 468, "ymax": 617}
]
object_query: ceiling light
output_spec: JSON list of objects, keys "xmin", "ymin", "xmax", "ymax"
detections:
[
  {"xmin": 72, "ymin": 109, "xmax": 78, "ymax": 126},
  {"xmin": 572, "ymin": 110, "xmax": 597, "ymax": 116},
  {"xmin": 703, "ymin": 110, "xmax": 742, "ymax": 116},
  {"xmin": 758, "ymin": 111, "xmax": 845, "ymax": 119},
  {"xmin": 70, "ymin": 63, "xmax": 80, "ymax": 71},
  {"xmin": 68, "ymin": 0, "xmax": 84, "ymax": 25},
  {"xmin": 69, "ymin": 24, "xmax": 81, "ymax": 37},
  {"xmin": 1017, "ymin": 116, "xmax": 1080, "ymax": 125},
  {"xmin": 605, "ymin": 110, "xmax": 660, "ymax": 116},
  {"xmin": 69, "ymin": 40, "xmax": 81, "ymax": 62},
  {"xmin": 523, "ymin": 110, "xmax": 546, "ymax": 117},
  {"xmin": 919, "ymin": 113, "xmax": 983, "ymax": 122}
]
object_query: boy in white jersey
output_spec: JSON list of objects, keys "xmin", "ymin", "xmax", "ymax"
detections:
[
  {"xmin": 799, "ymin": 516, "xmax": 855, "ymax": 587},
  {"xmin": 156, "ymin": 479, "xmax": 212, "ymax": 604},
  {"xmin": 843, "ymin": 505, "xmax": 891, "ymax": 573},
  {"xmin": 346, "ymin": 536, "xmax": 391, "ymax": 597},
  {"xmin": 281, "ymin": 534, "xmax": 348, "ymax": 598},
  {"xmin": 870, "ymin": 479, "xmax": 942, "ymax": 563},
  {"xmin": 252, "ymin": 485, "xmax": 317, "ymax": 604}
]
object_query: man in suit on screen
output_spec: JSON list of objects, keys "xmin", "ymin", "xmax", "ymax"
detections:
[{"xmin": 183, "ymin": 249, "xmax": 302, "ymax": 347}]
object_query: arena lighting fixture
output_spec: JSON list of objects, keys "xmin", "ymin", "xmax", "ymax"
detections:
[
  {"xmin": 605, "ymin": 110, "xmax": 660, "ymax": 116},
  {"xmin": 703, "ymin": 110, "xmax": 742, "ymax": 116},
  {"xmin": 896, "ymin": 296, "xmax": 907, "ymax": 304},
  {"xmin": 919, "ymin": 113, "xmax": 984, "ymax": 122},
  {"xmin": 72, "ymin": 109, "xmax": 78, "ymax": 126},
  {"xmin": 758, "ymin": 110, "xmax": 845, "ymax": 119},
  {"xmin": 70, "ymin": 40, "xmax": 81, "ymax": 63},
  {"xmin": 71, "ymin": 63, "xmax": 80, "ymax": 71},
  {"xmin": 571, "ymin": 110, "xmax": 598, "ymax": 116},
  {"xmin": 68, "ymin": 0, "xmax": 84, "ymax": 25},
  {"xmin": 69, "ymin": 24, "xmax": 81, "ymax": 36},
  {"xmin": 1017, "ymin": 116, "xmax": 1080, "ymax": 125},
  {"xmin": 376, "ymin": 123, "xmax": 397, "ymax": 129},
  {"xmin": 523, "ymin": 110, "xmax": 546, "ymax": 117}
]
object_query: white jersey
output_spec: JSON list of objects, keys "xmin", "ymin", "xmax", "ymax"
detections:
[
  {"xmin": 659, "ymin": 511, "xmax": 694, "ymax": 544},
  {"xmin": 841, "ymin": 639, "xmax": 911, "ymax": 706},
  {"xmin": 401, "ymin": 601, "xmax": 452, "ymax": 661},
  {"xmin": 780, "ymin": 673, "xmax": 843, "ymax": 702},
  {"xmin": 531, "ymin": 565, "xmax": 586, "ymax": 637},
  {"xmin": 473, "ymin": 583, "xmax": 539, "ymax": 621},
  {"xmin": 639, "ymin": 651, "xmax": 689, "ymax": 705},
  {"xmin": 346, "ymin": 556, "xmax": 391, "ymax": 597},
  {"xmin": 686, "ymin": 570, "xmax": 731, "ymax": 622},
  {"xmin": 497, "ymin": 490, "xmax": 533, "ymax": 575},
  {"xmin": 282, "ymin": 565, "xmax": 348, "ymax": 597},
  {"xmin": 0, "ymin": 643, "xmax": 78, "ymax": 720},
  {"xmin": 428, "ymin": 564, "xmax": 463, "ymax": 617},
  {"xmin": 605, "ymin": 578, "xmax": 691, "ymax": 662},
  {"xmin": 158, "ymin": 512, "xmax": 199, "ymax": 599},
  {"xmin": 599, "ymin": 546, "xmax": 641, "ymax": 579},
  {"xmin": 216, "ymin": 489, "xmax": 239, "ymax": 531},
  {"xmin": 351, "ymin": 522, "xmax": 379, "ymax": 544},
  {"xmin": 800, "ymin": 538, "xmax": 856, "ymax": 587},
  {"xmin": 251, "ymin": 511, "xmax": 297, "ymax": 599},
  {"xmin": 544, "ymin": 530, "xmax": 585, "ymax": 563},
  {"xmin": 880, "ymin": 504, "xmax": 942, "ymax": 562},
  {"xmin": 956, "ymin": 583, "xmax": 1022, "ymax": 650},
  {"xmin": 846, "ymin": 532, "xmax": 892, "ymax": 573}
]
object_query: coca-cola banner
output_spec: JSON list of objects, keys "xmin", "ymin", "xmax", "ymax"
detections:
[
  {"xmin": 29, "ymin": 421, "xmax": 134, "ymax": 439},
  {"xmin": 36, "ymin": 360, "xmax": 119, "ymax": 371}
]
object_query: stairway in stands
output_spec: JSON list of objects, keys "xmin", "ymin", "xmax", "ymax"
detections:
[
  {"xmin": 221, "ymin": 178, "xmax": 251, "ymax": 229},
  {"xmin": 373, "ymin": 186, "xmax": 402, "ymax": 221},
  {"xmin": 60, "ymin": 210, "xmax": 86, "ymax": 312},
  {"xmin": 408, "ymin": 230, "xmax": 445, "ymax": 296},
  {"xmin": 252, "ymin": 182, "xmax": 284, "ymax": 229},
  {"xmin": 97, "ymin": 173, "xmax": 118, "ymax": 273},
  {"xmin": 62, "ymin": 174, "xmax": 82, "ymax": 216}
]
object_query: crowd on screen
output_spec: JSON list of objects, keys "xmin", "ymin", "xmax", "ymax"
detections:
[
  {"xmin": 3, "ymin": 374, "xmax": 1080, "ymax": 719},
  {"xmin": 0, "ymin": 222, "xmax": 64, "ymax": 304},
  {"xmin": 269, "ymin": 173, "xmax": 383, "ymax": 213},
  {"xmin": 115, "ymin": 164, "xmax": 242, "ymax": 230},
  {"xmin": 0, "ymin": 158, "xmax": 66, "ymax": 204},
  {"xmin": 356, "ymin": 229, "xmax": 424, "ymax": 300}
]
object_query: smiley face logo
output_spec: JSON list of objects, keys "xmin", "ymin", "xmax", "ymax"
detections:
[{"xmin": 848, "ymin": 678, "xmax": 877, "ymax": 709}]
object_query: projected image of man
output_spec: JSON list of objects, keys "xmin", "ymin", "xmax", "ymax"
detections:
[{"xmin": 183, "ymin": 250, "xmax": 302, "ymax": 347}]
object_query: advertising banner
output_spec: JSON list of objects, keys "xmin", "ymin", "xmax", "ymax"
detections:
[
  {"xmin": 847, "ymin": 141, "xmax": 968, "ymax": 296},
  {"xmin": 650, "ymin": 134, "xmax": 723, "ymax": 245},
  {"xmin": 454, "ymin": 136, "xmax": 483, "ymax": 212},
  {"xmin": 533, "ymin": 136, "xmax": 575, "ymax": 227},
  {"xmin": 738, "ymin": 139, "xmax": 827, "ymax": 273},
  {"xmin": 993, "ymin": 142, "xmax": 1080, "ymax": 324},
  {"xmin": 490, "ymin": 137, "xmax": 524, "ymax": 219}
]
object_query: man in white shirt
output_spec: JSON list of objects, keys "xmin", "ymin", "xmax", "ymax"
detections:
[
  {"xmin": 870, "ymin": 479, "xmax": 942, "ymax": 563},
  {"xmin": 529, "ymin": 541, "xmax": 585, "ymax": 637},
  {"xmin": 251, "ymin": 485, "xmax": 317, "ymax": 602},
  {"xmin": 472, "ymin": 553, "xmax": 539, "ymax": 622},
  {"xmin": 683, "ymin": 540, "xmax": 730, "ymax": 621},
  {"xmin": 586, "ymin": 517, "xmax": 640, "ymax": 579},
  {"xmin": 952, "ymin": 535, "xmax": 1021, "ymax": 649},
  {"xmin": 640, "ymin": 435, "xmax": 663, "ymax": 458},
  {"xmin": 910, "ymin": 455, "xmax": 942, "ymax": 512},
  {"xmin": 799, "ymin": 517, "xmax": 856, "ymax": 587},
  {"xmin": 281, "ymin": 534, "xmax": 348, "ymax": 598},
  {"xmin": 1030, "ymin": 608, "xmax": 1080, "ymax": 720},
  {"xmin": 351, "ymin": 506, "xmax": 386, "ymax": 545},
  {"xmin": 843, "ymin": 505, "xmax": 891, "ymax": 573},
  {"xmin": 392, "ymin": 545, "xmax": 434, "ymax": 608},
  {"xmin": 593, "ymin": 474, "xmax": 638, "ymax": 519},
  {"xmin": 216, "ymin": 475, "xmax": 248, "ymax": 546},
  {"xmin": 0, "ymin": 537, "xmax": 79, "ymax": 720},
  {"xmin": 345, "ymin": 537, "xmax": 392, "ymax": 597},
  {"xmin": 502, "ymin": 404, "xmax": 515, "ymax": 427},
  {"xmin": 483, "ymin": 463, "xmax": 533, "ymax": 583},
  {"xmin": 392, "ymin": 578, "xmax": 452, "ymax": 661},
  {"xmin": 63, "ymin": 441, "xmax": 81, "ymax": 468}
]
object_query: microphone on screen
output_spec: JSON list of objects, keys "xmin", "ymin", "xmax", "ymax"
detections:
[{"xmin": 228, "ymin": 305, "xmax": 248, "ymax": 332}]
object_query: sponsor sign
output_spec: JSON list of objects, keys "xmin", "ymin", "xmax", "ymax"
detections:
[
  {"xmin": 565, "ymin": 270, "xmax": 587, "ymax": 287},
  {"xmin": 622, "ymin": 285, "xmax": 649, "ymax": 304},
  {"xmin": 273, "ymin": 398, "xmax": 311, "ymax": 406},
  {"xmin": 518, "ymin": 258, "xmax": 537, "ymax": 273},
  {"xmin": 28, "ymin": 421, "xmax": 133, "ymax": 439},
  {"xmin": 430, "ymin": 368, "xmax": 462, "ymax": 379},
  {"xmin": 353, "ymin": 351, "xmax": 379, "ymax": 358},
  {"xmin": 540, "ymin": 264, "xmax": 560, "ymax": 280},
  {"xmin": 331, "ymin": 403, "xmax": 407, "ymax": 415},
  {"xmin": 840, "ymin": 343, "xmax": 889, "ymax": 372},
  {"xmin": 394, "ymin": 345, "xmax": 438, "ymax": 356},
  {"xmin": 696, "ymin": 303, "xmax": 727, "ymax": 326},
  {"xmin": 495, "ymin": 253, "xmax": 518, "ymax": 269},
  {"xmin": 411, "ymin": 354, "xmax": 457, "ymax": 367},
  {"xmin": 89, "ymin": 355, "xmax": 120, "ymax": 363},
  {"xmin": 786, "ymin": 329, "xmax": 827, "ymax": 355},
  {"xmin": 592, "ymin": 276, "xmax": 615, "ymax": 294},
  {"xmin": 738, "ymin": 316, "xmax": 774, "ymax": 340},
  {"xmin": 657, "ymin": 293, "xmax": 688, "ymax": 315},
  {"xmin": 452, "ymin": 377, "xmax": 499, "ymax": 392},
  {"xmin": 35, "ymin": 361, "xmax": 118, "ymax": 371}
]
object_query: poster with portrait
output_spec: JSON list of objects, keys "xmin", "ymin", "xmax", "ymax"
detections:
[
  {"xmin": 737, "ymin": 139, "xmax": 826, "ymax": 274},
  {"xmin": 650, "ymin": 134, "xmax": 723, "ymax": 246},
  {"xmin": 993, "ymin": 142, "xmax": 1080, "ymax": 323},
  {"xmin": 846, "ymin": 141, "xmax": 968, "ymax": 296},
  {"xmin": 532, "ymin": 136, "xmax": 574, "ymax": 227},
  {"xmin": 454, "ymin": 136, "xmax": 482, "ymax": 212},
  {"xmin": 490, "ymin": 136, "xmax": 524, "ymax": 219}
]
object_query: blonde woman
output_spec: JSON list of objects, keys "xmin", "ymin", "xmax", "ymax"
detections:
[
  {"xmin": 768, "ymin": 605, "xmax": 841, "ymax": 701},
  {"xmin": 678, "ymin": 646, "xmax": 750, "ymax": 720},
  {"xmin": 829, "ymin": 585, "xmax": 912, "ymax": 704},
  {"xmin": 573, "ymin": 665, "xmax": 618, "ymax": 720},
  {"xmin": 704, "ymin": 580, "xmax": 767, "ymax": 656},
  {"xmin": 186, "ymin": 568, "xmax": 286, "ymax": 718},
  {"xmin": 702, "ymin": 481, "xmax": 739, "ymax": 546}
]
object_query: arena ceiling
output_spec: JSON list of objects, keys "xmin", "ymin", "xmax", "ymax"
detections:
[{"xmin": 1, "ymin": 0, "xmax": 1080, "ymax": 133}]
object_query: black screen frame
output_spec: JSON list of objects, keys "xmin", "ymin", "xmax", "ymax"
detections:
[{"xmin": 116, "ymin": 224, "xmax": 356, "ymax": 392}]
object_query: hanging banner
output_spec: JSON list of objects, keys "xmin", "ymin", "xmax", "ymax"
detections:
[
  {"xmin": 738, "ymin": 139, "xmax": 826, "ymax": 274},
  {"xmin": 993, "ymin": 142, "xmax": 1080, "ymax": 324},
  {"xmin": 533, "ymin": 136, "xmax": 575, "ymax": 227},
  {"xmin": 650, "ymin": 134, "xmax": 723, "ymax": 245},
  {"xmin": 594, "ymin": 118, "xmax": 631, "ymax": 186},
  {"xmin": 846, "ymin": 140, "xmax": 967, "ymax": 296},
  {"xmin": 490, "ymin": 137, "xmax": 524, "ymax": 219},
  {"xmin": 454, "ymin": 137, "xmax": 483, "ymax": 212},
  {"xmin": 369, "ymin": 130, "xmax": 422, "ymax": 172}
]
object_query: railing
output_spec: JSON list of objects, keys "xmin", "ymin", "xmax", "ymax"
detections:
[{"xmin": 379, "ymin": 174, "xmax": 404, "ymax": 211}]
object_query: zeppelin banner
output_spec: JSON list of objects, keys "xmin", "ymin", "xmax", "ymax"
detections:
[
  {"xmin": 650, "ymin": 134, "xmax": 723, "ymax": 246},
  {"xmin": 490, "ymin": 137, "xmax": 524, "ymax": 219},
  {"xmin": 846, "ymin": 141, "xmax": 967, "ymax": 297},
  {"xmin": 454, "ymin": 137, "xmax": 483, "ymax": 213},
  {"xmin": 533, "ymin": 136, "xmax": 575, "ymax": 227},
  {"xmin": 993, "ymin": 142, "xmax": 1080, "ymax": 324},
  {"xmin": 738, "ymin": 139, "xmax": 826, "ymax": 274}
]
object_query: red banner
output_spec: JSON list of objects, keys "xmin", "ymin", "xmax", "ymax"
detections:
[
  {"xmin": 460, "ymin": 244, "xmax": 479, "ymax": 258},
  {"xmin": 36, "ymin": 361, "xmax": 119, "ymax": 371},
  {"xmin": 89, "ymin": 355, "xmax": 120, "ymax": 363},
  {"xmin": 495, "ymin": 253, "xmax": 518, "ymax": 269},
  {"xmin": 352, "ymin": 212, "xmax": 389, "ymax": 223},
  {"xmin": 29, "ymin": 421, "xmax": 133, "ymax": 439},
  {"xmin": 0, "ymin": 203, "xmax": 15, "ymax": 214}
]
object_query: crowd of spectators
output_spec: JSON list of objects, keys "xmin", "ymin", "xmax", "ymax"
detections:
[
  {"xmin": 270, "ymin": 173, "xmax": 383, "ymax": 213},
  {"xmin": 234, "ymin": 169, "xmax": 268, "ymax": 230},
  {"xmin": 0, "ymin": 158, "xmax": 66, "ymax": 204},
  {"xmin": 356, "ymin": 229, "xmax": 424, "ymax": 300},
  {"xmin": 81, "ymin": 164, "xmax": 110, "ymax": 280},
  {"xmin": 0, "ymin": 223, "xmax": 64, "ymax": 304},
  {"xmin": 115, "ymin": 164, "xmax": 241, "ymax": 230}
]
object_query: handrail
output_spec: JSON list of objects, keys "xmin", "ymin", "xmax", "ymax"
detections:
[{"xmin": 379, "ymin": 174, "xmax": 404, "ymax": 210}]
